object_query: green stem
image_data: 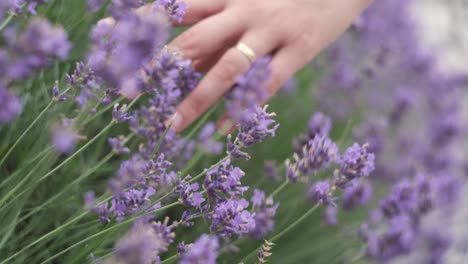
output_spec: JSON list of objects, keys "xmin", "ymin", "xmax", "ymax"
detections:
[
  {"xmin": 0, "ymin": 153, "xmax": 50, "ymax": 210},
  {"xmin": 240, "ymin": 204, "xmax": 321, "ymax": 263},
  {"xmin": 16, "ymin": 151, "xmax": 115, "ymax": 222},
  {"xmin": 0, "ymin": 13, "xmax": 15, "ymax": 32},
  {"xmin": 83, "ymin": 97, "xmax": 124, "ymax": 125},
  {"xmin": 184, "ymin": 102, "xmax": 220, "ymax": 141},
  {"xmin": 0, "ymin": 211, "xmax": 89, "ymax": 264},
  {"xmin": 38, "ymin": 122, "xmax": 114, "ymax": 182},
  {"xmin": 161, "ymin": 254, "xmax": 178, "ymax": 264},
  {"xmin": 270, "ymin": 204, "xmax": 320, "ymax": 242},
  {"xmin": 269, "ymin": 180, "xmax": 289, "ymax": 199},
  {"xmin": 0, "ymin": 147, "xmax": 51, "ymax": 189},
  {"xmin": 0, "ymin": 86, "xmax": 72, "ymax": 169},
  {"xmin": 0, "ymin": 101, "xmax": 53, "ymax": 168},
  {"xmin": 152, "ymin": 124, "xmax": 172, "ymax": 157},
  {"xmin": 38, "ymin": 202, "xmax": 180, "ymax": 264},
  {"xmin": 180, "ymin": 151, "xmax": 204, "ymax": 175}
]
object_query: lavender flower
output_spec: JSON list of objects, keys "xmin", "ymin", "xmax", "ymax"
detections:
[
  {"xmin": 249, "ymin": 189, "xmax": 279, "ymax": 239},
  {"xmin": 207, "ymin": 198, "xmax": 255, "ymax": 237},
  {"xmin": 88, "ymin": 10, "xmax": 169, "ymax": 88},
  {"xmin": 155, "ymin": 0, "xmax": 188, "ymax": 23},
  {"xmin": 66, "ymin": 62, "xmax": 96, "ymax": 89},
  {"xmin": 51, "ymin": 118, "xmax": 80, "ymax": 154},
  {"xmin": 109, "ymin": 0, "xmax": 145, "ymax": 16},
  {"xmin": 2, "ymin": 18, "xmax": 71, "ymax": 81},
  {"xmin": 342, "ymin": 180, "xmax": 372, "ymax": 210},
  {"xmin": 176, "ymin": 178, "xmax": 205, "ymax": 209},
  {"xmin": 0, "ymin": 86, "xmax": 22, "ymax": 123},
  {"xmin": 339, "ymin": 143, "xmax": 375, "ymax": 181},
  {"xmin": 112, "ymin": 103, "xmax": 132, "ymax": 123},
  {"xmin": 108, "ymin": 218, "xmax": 175, "ymax": 264},
  {"xmin": 366, "ymin": 214, "xmax": 417, "ymax": 261},
  {"xmin": 0, "ymin": 0, "xmax": 48, "ymax": 18},
  {"xmin": 227, "ymin": 105, "xmax": 279, "ymax": 160},
  {"xmin": 287, "ymin": 135, "xmax": 339, "ymax": 182},
  {"xmin": 324, "ymin": 205, "xmax": 338, "ymax": 226},
  {"xmin": 295, "ymin": 112, "xmax": 332, "ymax": 149},
  {"xmin": 263, "ymin": 161, "xmax": 280, "ymax": 181},
  {"xmin": 203, "ymin": 159, "xmax": 248, "ymax": 200},
  {"xmin": 179, "ymin": 234, "xmax": 219, "ymax": 264},
  {"xmin": 87, "ymin": 0, "xmax": 104, "ymax": 12},
  {"xmin": 108, "ymin": 135, "xmax": 130, "ymax": 155},
  {"xmin": 109, "ymin": 155, "xmax": 147, "ymax": 194},
  {"xmin": 198, "ymin": 122, "xmax": 222, "ymax": 154},
  {"xmin": 307, "ymin": 180, "xmax": 333, "ymax": 205}
]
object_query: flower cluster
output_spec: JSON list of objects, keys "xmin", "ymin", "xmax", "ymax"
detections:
[
  {"xmin": 155, "ymin": 0, "xmax": 188, "ymax": 23},
  {"xmin": 0, "ymin": 18, "xmax": 70, "ymax": 123},
  {"xmin": 0, "ymin": 0, "xmax": 47, "ymax": 20},
  {"xmin": 315, "ymin": 0, "xmax": 468, "ymax": 261},
  {"xmin": 249, "ymin": 189, "xmax": 279, "ymax": 239},
  {"xmin": 285, "ymin": 112, "xmax": 375, "ymax": 226},
  {"xmin": 50, "ymin": 118, "xmax": 81, "ymax": 154},
  {"xmin": 227, "ymin": 105, "xmax": 279, "ymax": 160},
  {"xmin": 179, "ymin": 234, "xmax": 219, "ymax": 264},
  {"xmin": 105, "ymin": 217, "xmax": 176, "ymax": 264}
]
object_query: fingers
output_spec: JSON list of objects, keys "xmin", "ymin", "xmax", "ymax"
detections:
[
  {"xmin": 171, "ymin": 30, "xmax": 281, "ymax": 132},
  {"xmin": 265, "ymin": 41, "xmax": 317, "ymax": 97},
  {"xmin": 172, "ymin": 0, "xmax": 226, "ymax": 26},
  {"xmin": 97, "ymin": 0, "xmax": 225, "ymax": 27},
  {"xmin": 192, "ymin": 47, "xmax": 230, "ymax": 72},
  {"xmin": 169, "ymin": 11, "xmax": 247, "ymax": 63}
]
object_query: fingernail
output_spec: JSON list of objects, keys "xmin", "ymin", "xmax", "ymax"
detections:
[{"xmin": 165, "ymin": 112, "xmax": 183, "ymax": 131}]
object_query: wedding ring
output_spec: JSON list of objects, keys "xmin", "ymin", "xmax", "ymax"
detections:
[{"xmin": 236, "ymin": 42, "xmax": 256, "ymax": 64}]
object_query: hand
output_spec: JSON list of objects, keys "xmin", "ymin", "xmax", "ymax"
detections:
[
  {"xmin": 100, "ymin": 0, "xmax": 373, "ymax": 131},
  {"xmin": 169, "ymin": 0, "xmax": 373, "ymax": 131}
]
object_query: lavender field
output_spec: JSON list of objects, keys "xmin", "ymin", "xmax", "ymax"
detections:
[{"xmin": 0, "ymin": 1, "xmax": 467, "ymax": 263}]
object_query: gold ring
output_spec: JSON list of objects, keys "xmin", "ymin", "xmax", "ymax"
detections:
[{"xmin": 236, "ymin": 42, "xmax": 256, "ymax": 64}]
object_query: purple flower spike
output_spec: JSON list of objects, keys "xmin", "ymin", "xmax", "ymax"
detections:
[
  {"xmin": 228, "ymin": 105, "xmax": 279, "ymax": 160},
  {"xmin": 324, "ymin": 205, "xmax": 338, "ymax": 226},
  {"xmin": 108, "ymin": 135, "xmax": 130, "ymax": 155},
  {"xmin": 293, "ymin": 112, "xmax": 333, "ymax": 154},
  {"xmin": 339, "ymin": 143, "xmax": 375, "ymax": 181},
  {"xmin": 249, "ymin": 189, "xmax": 279, "ymax": 239},
  {"xmin": 179, "ymin": 234, "xmax": 219, "ymax": 264},
  {"xmin": 176, "ymin": 178, "xmax": 205, "ymax": 209},
  {"xmin": 51, "ymin": 118, "xmax": 80, "ymax": 154},
  {"xmin": 198, "ymin": 122, "xmax": 223, "ymax": 154},
  {"xmin": 207, "ymin": 198, "xmax": 256, "ymax": 237},
  {"xmin": 0, "ymin": 86, "xmax": 22, "ymax": 123},
  {"xmin": 287, "ymin": 135, "xmax": 339, "ymax": 182},
  {"xmin": 2, "ymin": 18, "xmax": 71, "ymax": 81},
  {"xmin": 155, "ymin": 0, "xmax": 188, "ymax": 23},
  {"xmin": 307, "ymin": 180, "xmax": 333, "ymax": 205},
  {"xmin": 342, "ymin": 180, "xmax": 373, "ymax": 211},
  {"xmin": 203, "ymin": 159, "xmax": 248, "ymax": 200},
  {"xmin": 110, "ymin": 218, "xmax": 175, "ymax": 264},
  {"xmin": 112, "ymin": 103, "xmax": 132, "ymax": 123}
]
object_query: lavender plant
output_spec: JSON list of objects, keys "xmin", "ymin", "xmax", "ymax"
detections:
[{"xmin": 0, "ymin": 0, "xmax": 466, "ymax": 264}]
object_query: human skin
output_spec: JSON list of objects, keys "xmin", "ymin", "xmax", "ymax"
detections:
[{"xmin": 102, "ymin": 0, "xmax": 374, "ymax": 131}]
